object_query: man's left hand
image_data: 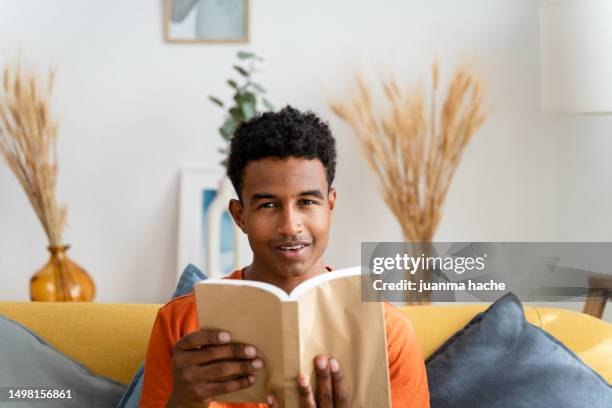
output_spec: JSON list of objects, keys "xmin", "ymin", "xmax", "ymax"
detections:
[{"xmin": 266, "ymin": 355, "xmax": 351, "ymax": 407}]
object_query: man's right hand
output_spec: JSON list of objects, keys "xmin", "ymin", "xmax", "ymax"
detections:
[{"xmin": 166, "ymin": 329, "xmax": 264, "ymax": 407}]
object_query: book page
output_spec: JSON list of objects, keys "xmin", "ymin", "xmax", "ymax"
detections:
[
  {"xmin": 289, "ymin": 266, "xmax": 361, "ymax": 299},
  {"xmin": 297, "ymin": 272, "xmax": 391, "ymax": 407},
  {"xmin": 199, "ymin": 277, "xmax": 291, "ymax": 300},
  {"xmin": 194, "ymin": 283, "xmax": 298, "ymax": 404}
]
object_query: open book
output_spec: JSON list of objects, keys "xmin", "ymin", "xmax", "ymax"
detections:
[{"xmin": 194, "ymin": 266, "xmax": 391, "ymax": 407}]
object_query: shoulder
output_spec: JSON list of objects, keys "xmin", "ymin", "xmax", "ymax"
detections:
[
  {"xmin": 158, "ymin": 268, "xmax": 242, "ymax": 321},
  {"xmin": 383, "ymin": 302, "xmax": 411, "ymax": 326},
  {"xmin": 159, "ymin": 292, "xmax": 196, "ymax": 316},
  {"xmin": 156, "ymin": 292, "xmax": 198, "ymax": 341},
  {"xmin": 383, "ymin": 302, "xmax": 418, "ymax": 348},
  {"xmin": 156, "ymin": 268, "xmax": 242, "ymax": 332}
]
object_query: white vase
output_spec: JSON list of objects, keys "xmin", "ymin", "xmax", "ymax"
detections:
[{"xmin": 205, "ymin": 176, "xmax": 244, "ymax": 278}]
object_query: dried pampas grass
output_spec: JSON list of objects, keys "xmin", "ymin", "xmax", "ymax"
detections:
[
  {"xmin": 0, "ymin": 62, "xmax": 66, "ymax": 247},
  {"xmin": 330, "ymin": 62, "xmax": 485, "ymax": 242}
]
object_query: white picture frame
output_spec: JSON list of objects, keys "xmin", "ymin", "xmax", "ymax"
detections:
[{"xmin": 176, "ymin": 165, "xmax": 250, "ymax": 279}]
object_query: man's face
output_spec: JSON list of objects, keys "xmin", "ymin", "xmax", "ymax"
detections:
[{"xmin": 229, "ymin": 157, "xmax": 336, "ymax": 278}]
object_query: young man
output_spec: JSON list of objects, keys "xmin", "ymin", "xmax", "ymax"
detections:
[{"xmin": 140, "ymin": 106, "xmax": 430, "ymax": 407}]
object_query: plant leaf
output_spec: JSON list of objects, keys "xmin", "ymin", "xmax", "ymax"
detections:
[
  {"xmin": 220, "ymin": 156, "xmax": 229, "ymax": 169},
  {"xmin": 223, "ymin": 116, "xmax": 237, "ymax": 131},
  {"xmin": 237, "ymin": 51, "xmax": 255, "ymax": 59},
  {"xmin": 249, "ymin": 82, "xmax": 266, "ymax": 93},
  {"xmin": 236, "ymin": 93, "xmax": 256, "ymax": 120},
  {"xmin": 262, "ymin": 98, "xmax": 275, "ymax": 111},
  {"xmin": 235, "ymin": 92, "xmax": 256, "ymax": 104},
  {"xmin": 227, "ymin": 79, "xmax": 238, "ymax": 89},
  {"xmin": 242, "ymin": 103, "xmax": 256, "ymax": 120},
  {"xmin": 219, "ymin": 117, "xmax": 237, "ymax": 141},
  {"xmin": 219, "ymin": 130, "xmax": 231, "ymax": 142},
  {"xmin": 208, "ymin": 96, "xmax": 224, "ymax": 107},
  {"xmin": 233, "ymin": 65, "xmax": 249, "ymax": 77},
  {"xmin": 229, "ymin": 106, "xmax": 244, "ymax": 122}
]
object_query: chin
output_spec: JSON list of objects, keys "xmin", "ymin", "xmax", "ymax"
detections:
[{"xmin": 273, "ymin": 261, "xmax": 313, "ymax": 278}]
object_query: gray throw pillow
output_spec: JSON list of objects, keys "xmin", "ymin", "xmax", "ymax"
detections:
[
  {"xmin": 0, "ymin": 315, "xmax": 126, "ymax": 407},
  {"xmin": 426, "ymin": 293, "xmax": 612, "ymax": 408}
]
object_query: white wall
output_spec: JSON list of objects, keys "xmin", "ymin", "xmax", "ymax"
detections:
[{"xmin": 0, "ymin": 0, "xmax": 610, "ymax": 320}]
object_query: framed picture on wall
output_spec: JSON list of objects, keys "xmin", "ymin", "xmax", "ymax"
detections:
[
  {"xmin": 164, "ymin": 0, "xmax": 250, "ymax": 44},
  {"xmin": 177, "ymin": 166, "xmax": 239, "ymax": 278}
]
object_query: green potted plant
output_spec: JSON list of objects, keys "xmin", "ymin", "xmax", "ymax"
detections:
[
  {"xmin": 205, "ymin": 51, "xmax": 274, "ymax": 277},
  {"xmin": 209, "ymin": 51, "xmax": 274, "ymax": 167}
]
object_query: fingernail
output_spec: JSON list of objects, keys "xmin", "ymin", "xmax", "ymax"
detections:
[
  {"xmin": 329, "ymin": 358, "xmax": 340, "ymax": 372},
  {"xmin": 252, "ymin": 358, "xmax": 263, "ymax": 369},
  {"xmin": 248, "ymin": 375, "xmax": 255, "ymax": 384},
  {"xmin": 298, "ymin": 374, "xmax": 309, "ymax": 387},
  {"xmin": 266, "ymin": 395, "xmax": 274, "ymax": 404},
  {"xmin": 316, "ymin": 356, "xmax": 327, "ymax": 370},
  {"xmin": 218, "ymin": 332, "xmax": 231, "ymax": 343},
  {"xmin": 244, "ymin": 346, "xmax": 256, "ymax": 357}
]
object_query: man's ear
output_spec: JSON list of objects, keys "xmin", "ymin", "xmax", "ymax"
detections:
[
  {"xmin": 228, "ymin": 199, "xmax": 247, "ymax": 233},
  {"xmin": 328, "ymin": 187, "xmax": 336, "ymax": 224}
]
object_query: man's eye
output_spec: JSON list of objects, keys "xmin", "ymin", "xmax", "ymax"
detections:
[
  {"xmin": 259, "ymin": 202, "xmax": 276, "ymax": 209},
  {"xmin": 299, "ymin": 200, "xmax": 316, "ymax": 206}
]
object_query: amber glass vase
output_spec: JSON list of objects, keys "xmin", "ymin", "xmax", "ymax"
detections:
[{"xmin": 29, "ymin": 245, "xmax": 96, "ymax": 302}]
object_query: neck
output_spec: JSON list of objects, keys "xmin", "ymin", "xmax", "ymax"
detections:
[{"xmin": 244, "ymin": 258, "xmax": 327, "ymax": 294}]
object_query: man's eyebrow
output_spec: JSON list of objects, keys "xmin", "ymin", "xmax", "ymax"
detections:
[
  {"xmin": 299, "ymin": 190, "xmax": 324, "ymax": 198},
  {"xmin": 251, "ymin": 192, "xmax": 276, "ymax": 201},
  {"xmin": 250, "ymin": 190, "xmax": 324, "ymax": 201}
]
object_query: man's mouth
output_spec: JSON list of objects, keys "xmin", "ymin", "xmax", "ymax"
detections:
[
  {"xmin": 273, "ymin": 242, "xmax": 311, "ymax": 259},
  {"xmin": 278, "ymin": 244, "xmax": 306, "ymax": 250}
]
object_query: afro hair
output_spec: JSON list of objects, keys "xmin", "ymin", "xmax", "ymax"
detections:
[{"xmin": 227, "ymin": 105, "xmax": 337, "ymax": 201}]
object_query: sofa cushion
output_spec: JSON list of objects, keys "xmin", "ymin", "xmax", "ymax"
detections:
[
  {"xmin": 0, "ymin": 315, "xmax": 126, "ymax": 407},
  {"xmin": 425, "ymin": 293, "xmax": 612, "ymax": 408},
  {"xmin": 115, "ymin": 263, "xmax": 206, "ymax": 408}
]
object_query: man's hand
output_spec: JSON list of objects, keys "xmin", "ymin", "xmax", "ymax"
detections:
[
  {"xmin": 166, "ymin": 329, "xmax": 264, "ymax": 407},
  {"xmin": 267, "ymin": 355, "xmax": 351, "ymax": 407}
]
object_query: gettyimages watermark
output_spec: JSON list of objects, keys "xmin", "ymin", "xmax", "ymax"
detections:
[{"xmin": 361, "ymin": 242, "xmax": 612, "ymax": 302}]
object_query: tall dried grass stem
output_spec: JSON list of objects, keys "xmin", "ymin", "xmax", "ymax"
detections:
[
  {"xmin": 330, "ymin": 63, "xmax": 485, "ymax": 242},
  {"xmin": 0, "ymin": 62, "xmax": 66, "ymax": 247}
]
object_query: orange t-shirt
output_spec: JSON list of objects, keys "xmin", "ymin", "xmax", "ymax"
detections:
[{"xmin": 140, "ymin": 269, "xmax": 430, "ymax": 407}]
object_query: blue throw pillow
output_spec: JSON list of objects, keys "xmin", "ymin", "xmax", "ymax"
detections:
[
  {"xmin": 426, "ymin": 293, "xmax": 612, "ymax": 408},
  {"xmin": 115, "ymin": 263, "xmax": 206, "ymax": 408}
]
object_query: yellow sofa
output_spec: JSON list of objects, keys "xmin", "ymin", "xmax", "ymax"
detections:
[{"xmin": 0, "ymin": 302, "xmax": 610, "ymax": 386}]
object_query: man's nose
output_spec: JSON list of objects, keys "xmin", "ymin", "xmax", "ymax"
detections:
[{"xmin": 276, "ymin": 205, "xmax": 302, "ymax": 236}]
